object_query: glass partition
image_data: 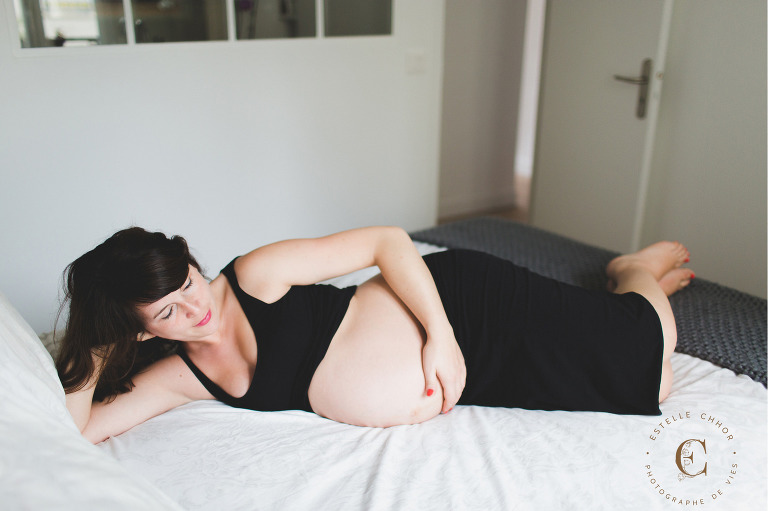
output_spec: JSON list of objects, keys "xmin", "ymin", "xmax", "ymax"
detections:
[
  {"xmin": 11, "ymin": 0, "xmax": 392, "ymax": 48},
  {"xmin": 324, "ymin": 0, "xmax": 391, "ymax": 37},
  {"xmin": 235, "ymin": 0, "xmax": 316, "ymax": 40},
  {"xmin": 14, "ymin": 0, "xmax": 127, "ymax": 47},
  {"xmin": 131, "ymin": 0, "xmax": 228, "ymax": 44}
]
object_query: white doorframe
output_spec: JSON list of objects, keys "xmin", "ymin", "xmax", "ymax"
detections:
[
  {"xmin": 514, "ymin": 0, "xmax": 546, "ymax": 180},
  {"xmin": 630, "ymin": 0, "xmax": 674, "ymax": 251}
]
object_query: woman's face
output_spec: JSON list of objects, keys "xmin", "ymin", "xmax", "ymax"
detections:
[{"xmin": 137, "ymin": 265, "xmax": 218, "ymax": 342}]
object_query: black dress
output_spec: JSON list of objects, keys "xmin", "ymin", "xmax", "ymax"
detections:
[{"xmin": 423, "ymin": 249, "xmax": 663, "ymax": 415}]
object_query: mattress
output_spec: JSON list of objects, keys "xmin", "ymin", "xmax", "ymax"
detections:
[{"xmin": 97, "ymin": 239, "xmax": 768, "ymax": 510}]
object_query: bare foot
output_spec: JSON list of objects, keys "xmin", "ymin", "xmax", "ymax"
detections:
[
  {"xmin": 658, "ymin": 268, "xmax": 695, "ymax": 296},
  {"xmin": 608, "ymin": 265, "xmax": 695, "ymax": 296},
  {"xmin": 606, "ymin": 241, "xmax": 690, "ymax": 282}
]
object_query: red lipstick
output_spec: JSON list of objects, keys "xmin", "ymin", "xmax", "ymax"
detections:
[{"xmin": 196, "ymin": 310, "xmax": 212, "ymax": 327}]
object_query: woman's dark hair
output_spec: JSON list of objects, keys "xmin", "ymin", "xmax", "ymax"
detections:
[{"xmin": 55, "ymin": 227, "xmax": 202, "ymax": 402}]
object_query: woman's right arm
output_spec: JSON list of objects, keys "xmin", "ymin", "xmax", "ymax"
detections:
[
  {"xmin": 65, "ymin": 353, "xmax": 213, "ymax": 444},
  {"xmin": 63, "ymin": 350, "xmax": 103, "ymax": 432}
]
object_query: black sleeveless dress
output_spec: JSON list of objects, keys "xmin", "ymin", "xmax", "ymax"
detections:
[
  {"xmin": 425, "ymin": 250, "xmax": 663, "ymax": 415},
  {"xmin": 178, "ymin": 250, "xmax": 664, "ymax": 416}
]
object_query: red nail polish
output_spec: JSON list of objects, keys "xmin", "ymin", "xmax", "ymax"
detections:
[
  {"xmin": 685, "ymin": 258, "xmax": 690, "ymax": 263},
  {"xmin": 427, "ymin": 389, "xmax": 434, "ymax": 397},
  {"xmin": 690, "ymin": 272, "xmax": 695, "ymax": 279}
]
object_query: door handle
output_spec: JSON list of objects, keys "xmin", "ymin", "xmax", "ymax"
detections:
[
  {"xmin": 613, "ymin": 58, "xmax": 652, "ymax": 119},
  {"xmin": 613, "ymin": 75, "xmax": 648, "ymax": 85}
]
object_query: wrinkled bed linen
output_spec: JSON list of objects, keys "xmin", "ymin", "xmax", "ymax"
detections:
[{"xmin": 99, "ymin": 352, "xmax": 766, "ymax": 510}]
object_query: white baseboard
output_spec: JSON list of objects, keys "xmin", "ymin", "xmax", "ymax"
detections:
[{"xmin": 438, "ymin": 186, "xmax": 517, "ymax": 219}]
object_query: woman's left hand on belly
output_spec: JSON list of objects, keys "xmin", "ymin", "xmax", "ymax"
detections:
[{"xmin": 421, "ymin": 325, "xmax": 466, "ymax": 413}]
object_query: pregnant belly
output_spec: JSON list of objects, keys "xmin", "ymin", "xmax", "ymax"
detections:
[{"xmin": 307, "ymin": 275, "xmax": 444, "ymax": 427}]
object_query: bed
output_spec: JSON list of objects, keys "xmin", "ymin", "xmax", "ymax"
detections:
[{"xmin": 2, "ymin": 218, "xmax": 766, "ymax": 510}]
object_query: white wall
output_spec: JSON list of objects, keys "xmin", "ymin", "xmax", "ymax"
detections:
[
  {"xmin": 0, "ymin": 0, "xmax": 446, "ymax": 333},
  {"xmin": 641, "ymin": 0, "xmax": 766, "ymax": 298},
  {"xmin": 438, "ymin": 0, "xmax": 527, "ymax": 218}
]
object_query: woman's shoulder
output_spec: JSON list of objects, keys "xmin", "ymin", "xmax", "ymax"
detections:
[{"xmin": 230, "ymin": 250, "xmax": 293, "ymax": 304}]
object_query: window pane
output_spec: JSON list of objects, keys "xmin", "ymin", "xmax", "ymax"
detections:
[
  {"xmin": 235, "ymin": 0, "xmax": 316, "ymax": 40},
  {"xmin": 14, "ymin": 0, "xmax": 127, "ymax": 48},
  {"xmin": 131, "ymin": 0, "xmax": 227, "ymax": 44},
  {"xmin": 324, "ymin": 0, "xmax": 391, "ymax": 37}
]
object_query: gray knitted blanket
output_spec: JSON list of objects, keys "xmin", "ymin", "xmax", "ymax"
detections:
[{"xmin": 411, "ymin": 218, "xmax": 767, "ymax": 386}]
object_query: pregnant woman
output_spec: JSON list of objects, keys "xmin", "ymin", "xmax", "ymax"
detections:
[{"xmin": 57, "ymin": 226, "xmax": 693, "ymax": 443}]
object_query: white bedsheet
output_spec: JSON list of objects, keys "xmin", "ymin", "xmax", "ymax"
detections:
[
  {"xmin": 99, "ymin": 353, "xmax": 766, "ymax": 510},
  {"xmin": 97, "ymin": 243, "xmax": 768, "ymax": 511},
  {"xmin": 0, "ymin": 291, "xmax": 182, "ymax": 510}
]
